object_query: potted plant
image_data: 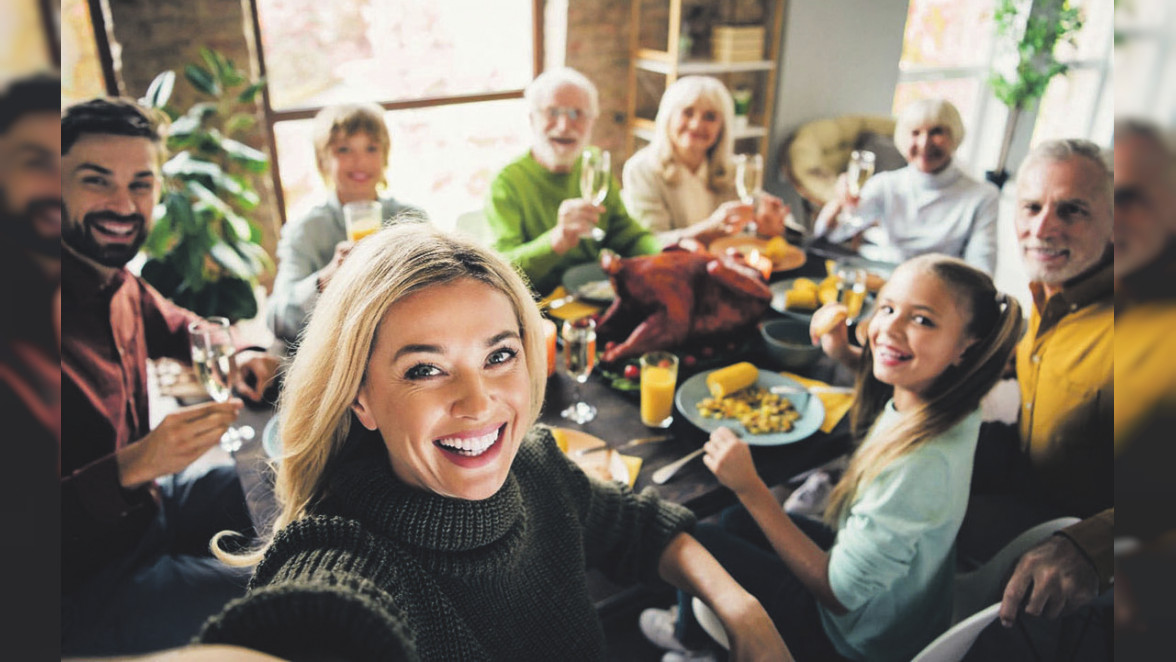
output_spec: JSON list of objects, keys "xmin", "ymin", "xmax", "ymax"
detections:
[
  {"xmin": 985, "ymin": 0, "xmax": 1083, "ymax": 188},
  {"xmin": 139, "ymin": 47, "xmax": 273, "ymax": 322}
]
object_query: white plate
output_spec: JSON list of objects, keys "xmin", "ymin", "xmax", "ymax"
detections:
[
  {"xmin": 562, "ymin": 263, "xmax": 615, "ymax": 303},
  {"xmin": 262, "ymin": 416, "xmax": 281, "ymax": 459},
  {"xmin": 674, "ymin": 370, "xmax": 825, "ymax": 446}
]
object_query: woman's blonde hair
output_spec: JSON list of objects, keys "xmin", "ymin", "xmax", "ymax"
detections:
[
  {"xmin": 650, "ymin": 76, "xmax": 736, "ymax": 191},
  {"xmin": 824, "ymin": 254, "xmax": 1023, "ymax": 524},
  {"xmin": 311, "ymin": 102, "xmax": 392, "ymax": 189},
  {"xmin": 893, "ymin": 98, "xmax": 966, "ymax": 158},
  {"xmin": 215, "ymin": 224, "xmax": 547, "ymax": 565}
]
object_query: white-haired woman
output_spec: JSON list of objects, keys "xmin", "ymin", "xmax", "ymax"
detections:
[
  {"xmin": 623, "ymin": 76, "xmax": 789, "ymax": 246},
  {"xmin": 198, "ymin": 225, "xmax": 789, "ymax": 661},
  {"xmin": 812, "ymin": 98, "xmax": 999, "ymax": 275}
]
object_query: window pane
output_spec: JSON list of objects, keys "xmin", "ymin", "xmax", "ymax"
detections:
[
  {"xmin": 256, "ymin": 0, "xmax": 534, "ymax": 110},
  {"xmin": 61, "ymin": 0, "xmax": 108, "ymax": 105},
  {"xmin": 1, "ymin": 0, "xmax": 52, "ymax": 80},
  {"xmin": 1031, "ymin": 67, "xmax": 1103, "ymax": 144},
  {"xmin": 274, "ymin": 98, "xmax": 530, "ymax": 232},
  {"xmin": 1055, "ymin": 0, "xmax": 1114, "ymax": 62},
  {"xmin": 898, "ymin": 0, "xmax": 995, "ymax": 71},
  {"xmin": 893, "ymin": 77, "xmax": 982, "ymax": 121}
]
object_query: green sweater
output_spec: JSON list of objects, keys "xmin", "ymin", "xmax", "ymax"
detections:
[
  {"xmin": 485, "ymin": 152, "xmax": 661, "ymax": 294},
  {"xmin": 199, "ymin": 426, "xmax": 694, "ymax": 661}
]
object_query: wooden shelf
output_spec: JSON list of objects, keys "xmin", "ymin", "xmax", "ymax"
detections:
[
  {"xmin": 634, "ymin": 56, "xmax": 776, "ymax": 76},
  {"xmin": 625, "ymin": 0, "xmax": 784, "ymax": 159},
  {"xmin": 633, "ymin": 122, "xmax": 768, "ymax": 143}
]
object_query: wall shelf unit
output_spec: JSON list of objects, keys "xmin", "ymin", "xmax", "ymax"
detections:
[{"xmin": 625, "ymin": 0, "xmax": 784, "ymax": 159}]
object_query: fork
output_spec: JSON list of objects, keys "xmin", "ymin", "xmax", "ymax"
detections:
[{"xmin": 651, "ymin": 448, "xmax": 705, "ymax": 484}]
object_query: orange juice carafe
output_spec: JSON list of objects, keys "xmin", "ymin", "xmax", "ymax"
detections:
[{"xmin": 640, "ymin": 352, "xmax": 679, "ymax": 428}]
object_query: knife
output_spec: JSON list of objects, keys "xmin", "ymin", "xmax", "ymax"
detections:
[{"xmin": 572, "ymin": 434, "xmax": 673, "ymax": 457}]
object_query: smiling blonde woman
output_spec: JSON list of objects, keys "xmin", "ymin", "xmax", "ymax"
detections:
[{"xmin": 199, "ymin": 224, "xmax": 791, "ymax": 661}]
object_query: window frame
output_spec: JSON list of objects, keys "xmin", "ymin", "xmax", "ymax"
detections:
[{"xmin": 245, "ymin": 0, "xmax": 545, "ymax": 226}]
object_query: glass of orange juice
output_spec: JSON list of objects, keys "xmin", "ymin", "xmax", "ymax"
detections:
[
  {"xmin": 640, "ymin": 351, "xmax": 678, "ymax": 428},
  {"xmin": 344, "ymin": 200, "xmax": 382, "ymax": 242}
]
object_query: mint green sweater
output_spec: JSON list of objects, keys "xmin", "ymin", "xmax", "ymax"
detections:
[
  {"xmin": 199, "ymin": 427, "xmax": 694, "ymax": 660},
  {"xmin": 822, "ymin": 402, "xmax": 982, "ymax": 662},
  {"xmin": 485, "ymin": 152, "xmax": 661, "ymax": 294}
]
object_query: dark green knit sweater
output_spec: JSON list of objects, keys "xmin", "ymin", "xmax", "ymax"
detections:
[{"xmin": 199, "ymin": 426, "xmax": 695, "ymax": 661}]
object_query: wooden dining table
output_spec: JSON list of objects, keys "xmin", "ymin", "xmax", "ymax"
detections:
[{"xmin": 215, "ymin": 241, "xmax": 870, "ymax": 612}]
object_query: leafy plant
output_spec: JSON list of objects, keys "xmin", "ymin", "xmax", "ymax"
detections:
[
  {"xmin": 988, "ymin": 0, "xmax": 1083, "ymax": 111},
  {"xmin": 139, "ymin": 47, "xmax": 273, "ymax": 322}
]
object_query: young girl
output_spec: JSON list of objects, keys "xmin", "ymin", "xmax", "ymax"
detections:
[
  {"xmin": 641, "ymin": 254, "xmax": 1023, "ymax": 662},
  {"xmin": 266, "ymin": 102, "xmax": 425, "ymax": 343}
]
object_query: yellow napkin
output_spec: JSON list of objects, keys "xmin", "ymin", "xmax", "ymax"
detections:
[
  {"xmin": 780, "ymin": 372, "xmax": 855, "ymax": 434},
  {"xmin": 551, "ymin": 427, "xmax": 642, "ymax": 488},
  {"xmin": 540, "ymin": 286, "xmax": 603, "ymax": 322}
]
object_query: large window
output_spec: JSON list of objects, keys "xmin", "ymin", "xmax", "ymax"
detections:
[
  {"xmin": 252, "ymin": 0, "xmax": 540, "ymax": 230},
  {"xmin": 1115, "ymin": 0, "xmax": 1176, "ymax": 126},
  {"xmin": 894, "ymin": 0, "xmax": 1113, "ymax": 177}
]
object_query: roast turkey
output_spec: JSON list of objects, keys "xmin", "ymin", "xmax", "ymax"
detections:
[{"xmin": 596, "ymin": 245, "xmax": 772, "ymax": 363}]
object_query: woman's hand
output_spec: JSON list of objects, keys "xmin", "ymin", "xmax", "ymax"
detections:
[
  {"xmin": 754, "ymin": 194, "xmax": 789, "ymax": 237},
  {"xmin": 692, "ymin": 201, "xmax": 754, "ymax": 244},
  {"xmin": 702, "ymin": 427, "xmax": 764, "ymax": 496}
]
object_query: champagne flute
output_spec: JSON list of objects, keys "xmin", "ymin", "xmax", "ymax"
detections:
[
  {"xmin": 838, "ymin": 150, "xmax": 876, "ymax": 232},
  {"xmin": 188, "ymin": 317, "xmax": 254, "ymax": 452},
  {"xmin": 560, "ymin": 317, "xmax": 597, "ymax": 424},
  {"xmin": 580, "ymin": 148, "xmax": 610, "ymax": 242},
  {"xmin": 734, "ymin": 153, "xmax": 763, "ymax": 236}
]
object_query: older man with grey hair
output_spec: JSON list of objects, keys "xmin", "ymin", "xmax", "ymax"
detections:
[
  {"xmin": 961, "ymin": 138, "xmax": 1113, "ymax": 660},
  {"xmin": 484, "ymin": 67, "xmax": 659, "ymax": 294}
]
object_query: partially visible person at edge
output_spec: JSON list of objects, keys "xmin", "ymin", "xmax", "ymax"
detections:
[
  {"xmin": 1107, "ymin": 119, "xmax": 1176, "ymax": 660},
  {"xmin": 0, "ymin": 72, "xmax": 64, "ymax": 660},
  {"xmin": 622, "ymin": 75, "xmax": 788, "ymax": 246},
  {"xmin": 812, "ymin": 98, "xmax": 999, "ymax": 275},
  {"xmin": 955, "ymin": 139, "xmax": 1114, "ymax": 660},
  {"xmin": 485, "ymin": 67, "xmax": 659, "ymax": 295},
  {"xmin": 59, "ymin": 97, "xmax": 279, "ymax": 656},
  {"xmin": 197, "ymin": 224, "xmax": 790, "ymax": 661},
  {"xmin": 266, "ymin": 102, "xmax": 425, "ymax": 344}
]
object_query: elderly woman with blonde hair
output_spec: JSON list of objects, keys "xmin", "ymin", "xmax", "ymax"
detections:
[
  {"xmin": 198, "ymin": 224, "xmax": 790, "ymax": 661},
  {"xmin": 623, "ymin": 76, "xmax": 789, "ymax": 246},
  {"xmin": 812, "ymin": 97, "xmax": 999, "ymax": 274}
]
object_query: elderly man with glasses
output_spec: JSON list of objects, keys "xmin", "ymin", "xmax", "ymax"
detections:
[{"xmin": 485, "ymin": 67, "xmax": 660, "ymax": 295}]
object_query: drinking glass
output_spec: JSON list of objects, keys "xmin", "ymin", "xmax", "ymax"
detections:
[
  {"xmin": 834, "ymin": 261, "xmax": 869, "ymax": 323},
  {"xmin": 640, "ymin": 351, "xmax": 678, "ymax": 428},
  {"xmin": 187, "ymin": 317, "xmax": 254, "ymax": 452},
  {"xmin": 561, "ymin": 317, "xmax": 597, "ymax": 424},
  {"xmin": 838, "ymin": 150, "xmax": 876, "ymax": 232},
  {"xmin": 343, "ymin": 200, "xmax": 382, "ymax": 242},
  {"xmin": 580, "ymin": 148, "xmax": 610, "ymax": 242},
  {"xmin": 734, "ymin": 153, "xmax": 763, "ymax": 235}
]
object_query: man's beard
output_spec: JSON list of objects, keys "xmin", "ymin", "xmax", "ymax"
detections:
[
  {"xmin": 0, "ymin": 190, "xmax": 61, "ymax": 260},
  {"xmin": 62, "ymin": 209, "xmax": 148, "ymax": 268}
]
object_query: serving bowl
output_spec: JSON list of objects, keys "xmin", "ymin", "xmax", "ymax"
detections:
[{"xmin": 758, "ymin": 318, "xmax": 822, "ymax": 370}]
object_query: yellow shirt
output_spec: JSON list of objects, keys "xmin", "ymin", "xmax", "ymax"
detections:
[{"xmin": 1017, "ymin": 261, "xmax": 1113, "ymax": 584}]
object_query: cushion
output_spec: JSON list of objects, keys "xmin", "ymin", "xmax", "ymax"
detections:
[{"xmin": 781, "ymin": 115, "xmax": 898, "ymax": 208}]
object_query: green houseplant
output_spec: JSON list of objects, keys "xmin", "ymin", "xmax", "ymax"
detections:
[
  {"xmin": 139, "ymin": 48, "xmax": 273, "ymax": 322},
  {"xmin": 985, "ymin": 0, "xmax": 1083, "ymax": 187}
]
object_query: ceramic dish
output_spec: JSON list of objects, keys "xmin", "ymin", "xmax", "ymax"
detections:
[{"xmin": 674, "ymin": 369, "xmax": 825, "ymax": 446}]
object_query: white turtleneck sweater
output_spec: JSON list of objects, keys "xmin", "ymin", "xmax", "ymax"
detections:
[{"xmin": 813, "ymin": 163, "xmax": 999, "ymax": 275}]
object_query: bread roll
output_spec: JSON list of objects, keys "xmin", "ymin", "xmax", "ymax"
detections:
[{"xmin": 811, "ymin": 306, "xmax": 848, "ymax": 337}]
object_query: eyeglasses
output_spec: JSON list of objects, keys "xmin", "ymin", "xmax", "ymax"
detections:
[{"xmin": 539, "ymin": 106, "xmax": 590, "ymax": 122}]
